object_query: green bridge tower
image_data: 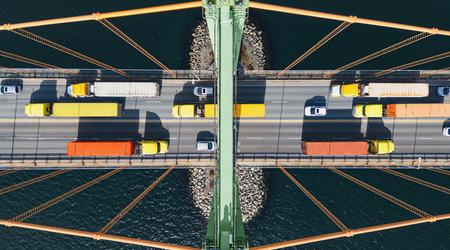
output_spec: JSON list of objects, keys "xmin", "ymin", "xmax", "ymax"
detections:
[{"xmin": 202, "ymin": 0, "xmax": 249, "ymax": 249}]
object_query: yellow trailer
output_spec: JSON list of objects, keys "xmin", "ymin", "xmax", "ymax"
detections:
[
  {"xmin": 172, "ymin": 104, "xmax": 266, "ymax": 118},
  {"xmin": 25, "ymin": 103, "xmax": 122, "ymax": 117}
]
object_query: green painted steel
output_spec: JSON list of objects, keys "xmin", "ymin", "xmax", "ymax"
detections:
[{"xmin": 202, "ymin": 0, "xmax": 248, "ymax": 249}]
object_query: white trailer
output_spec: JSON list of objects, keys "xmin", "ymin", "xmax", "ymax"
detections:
[{"xmin": 67, "ymin": 82, "xmax": 160, "ymax": 98}]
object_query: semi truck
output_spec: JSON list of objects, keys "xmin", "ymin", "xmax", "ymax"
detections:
[
  {"xmin": 353, "ymin": 103, "xmax": 450, "ymax": 118},
  {"xmin": 301, "ymin": 140, "xmax": 395, "ymax": 155},
  {"xmin": 25, "ymin": 103, "xmax": 122, "ymax": 117},
  {"xmin": 67, "ymin": 82, "xmax": 160, "ymax": 98},
  {"xmin": 67, "ymin": 140, "xmax": 168, "ymax": 156},
  {"xmin": 172, "ymin": 104, "xmax": 265, "ymax": 118},
  {"xmin": 330, "ymin": 83, "xmax": 429, "ymax": 98}
]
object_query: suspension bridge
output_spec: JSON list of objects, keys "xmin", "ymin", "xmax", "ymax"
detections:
[{"xmin": 0, "ymin": 1, "xmax": 449, "ymax": 249}]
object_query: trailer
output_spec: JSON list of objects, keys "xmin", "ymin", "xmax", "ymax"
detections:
[
  {"xmin": 353, "ymin": 103, "xmax": 450, "ymax": 118},
  {"xmin": 67, "ymin": 82, "xmax": 160, "ymax": 98},
  {"xmin": 67, "ymin": 140, "xmax": 169, "ymax": 156},
  {"xmin": 301, "ymin": 140, "xmax": 395, "ymax": 155},
  {"xmin": 172, "ymin": 104, "xmax": 265, "ymax": 118},
  {"xmin": 25, "ymin": 103, "xmax": 122, "ymax": 117},
  {"xmin": 331, "ymin": 83, "xmax": 429, "ymax": 98}
]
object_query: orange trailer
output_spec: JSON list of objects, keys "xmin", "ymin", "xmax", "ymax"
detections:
[
  {"xmin": 67, "ymin": 141, "xmax": 135, "ymax": 156},
  {"xmin": 301, "ymin": 141, "xmax": 369, "ymax": 155}
]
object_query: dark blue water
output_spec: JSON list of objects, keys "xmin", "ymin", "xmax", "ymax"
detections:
[{"xmin": 1, "ymin": 1, "xmax": 450, "ymax": 249}]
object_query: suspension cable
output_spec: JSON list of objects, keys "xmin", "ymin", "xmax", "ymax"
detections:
[
  {"xmin": 0, "ymin": 50, "xmax": 60, "ymax": 69},
  {"xmin": 12, "ymin": 169, "xmax": 122, "ymax": 222},
  {"xmin": 379, "ymin": 168, "xmax": 450, "ymax": 195},
  {"xmin": 0, "ymin": 170, "xmax": 18, "ymax": 176},
  {"xmin": 325, "ymin": 32, "xmax": 432, "ymax": 77},
  {"xmin": 96, "ymin": 18, "xmax": 176, "ymax": 78},
  {"xmin": 375, "ymin": 51, "xmax": 450, "ymax": 77},
  {"xmin": 97, "ymin": 165, "xmax": 175, "ymax": 234},
  {"xmin": 277, "ymin": 164, "xmax": 348, "ymax": 231},
  {"xmin": 250, "ymin": 213, "xmax": 447, "ymax": 250},
  {"xmin": 0, "ymin": 170, "xmax": 70, "ymax": 196},
  {"xmin": 421, "ymin": 66, "xmax": 450, "ymax": 77},
  {"xmin": 277, "ymin": 22, "xmax": 351, "ymax": 78},
  {"xmin": 330, "ymin": 168, "xmax": 430, "ymax": 218},
  {"xmin": 429, "ymin": 168, "xmax": 450, "ymax": 176},
  {"xmin": 10, "ymin": 28, "xmax": 127, "ymax": 77},
  {"xmin": 249, "ymin": 2, "xmax": 450, "ymax": 36}
]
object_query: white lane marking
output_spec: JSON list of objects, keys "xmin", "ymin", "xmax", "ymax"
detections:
[
  {"xmin": 169, "ymin": 137, "xmax": 178, "ymax": 140},
  {"xmin": 417, "ymin": 137, "xmax": 433, "ymax": 140},
  {"xmin": 272, "ymin": 101, "xmax": 287, "ymax": 104},
  {"xmin": 288, "ymin": 137, "xmax": 302, "ymax": 140},
  {"xmin": 145, "ymin": 101, "xmax": 161, "ymax": 103},
  {"xmin": 246, "ymin": 137, "xmax": 263, "ymax": 140}
]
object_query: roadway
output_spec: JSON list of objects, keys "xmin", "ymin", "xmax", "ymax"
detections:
[{"xmin": 0, "ymin": 78, "xmax": 449, "ymax": 155}]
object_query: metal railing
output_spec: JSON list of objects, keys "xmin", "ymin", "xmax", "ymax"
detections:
[{"xmin": 0, "ymin": 68, "xmax": 449, "ymax": 81}]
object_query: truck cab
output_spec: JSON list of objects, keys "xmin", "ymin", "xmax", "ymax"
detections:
[
  {"xmin": 352, "ymin": 104, "xmax": 383, "ymax": 118},
  {"xmin": 67, "ymin": 83, "xmax": 92, "ymax": 97},
  {"xmin": 330, "ymin": 83, "xmax": 359, "ymax": 97},
  {"xmin": 25, "ymin": 103, "xmax": 51, "ymax": 117},
  {"xmin": 139, "ymin": 140, "xmax": 169, "ymax": 155},
  {"xmin": 369, "ymin": 140, "xmax": 395, "ymax": 154}
]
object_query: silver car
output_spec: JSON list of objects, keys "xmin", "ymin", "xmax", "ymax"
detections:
[
  {"xmin": 0, "ymin": 85, "xmax": 20, "ymax": 95},
  {"xmin": 304, "ymin": 106, "xmax": 327, "ymax": 117},
  {"xmin": 437, "ymin": 87, "xmax": 450, "ymax": 97},
  {"xmin": 193, "ymin": 87, "xmax": 213, "ymax": 97},
  {"xmin": 196, "ymin": 141, "xmax": 216, "ymax": 152}
]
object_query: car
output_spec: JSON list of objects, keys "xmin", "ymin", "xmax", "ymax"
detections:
[
  {"xmin": 304, "ymin": 106, "xmax": 327, "ymax": 117},
  {"xmin": 0, "ymin": 85, "xmax": 20, "ymax": 95},
  {"xmin": 437, "ymin": 87, "xmax": 450, "ymax": 97},
  {"xmin": 196, "ymin": 141, "xmax": 216, "ymax": 152},
  {"xmin": 443, "ymin": 127, "xmax": 450, "ymax": 137},
  {"xmin": 193, "ymin": 87, "xmax": 213, "ymax": 97}
]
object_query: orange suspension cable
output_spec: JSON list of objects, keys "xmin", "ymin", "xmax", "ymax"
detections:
[
  {"xmin": 0, "ymin": 50, "xmax": 60, "ymax": 69},
  {"xmin": 0, "ymin": 170, "xmax": 17, "ymax": 176},
  {"xmin": 10, "ymin": 29, "xmax": 127, "ymax": 77},
  {"xmin": 429, "ymin": 168, "xmax": 450, "ymax": 176},
  {"xmin": 96, "ymin": 18, "xmax": 176, "ymax": 77},
  {"xmin": 0, "ymin": 170, "xmax": 70, "ymax": 196},
  {"xmin": 0, "ymin": 2, "xmax": 202, "ymax": 31},
  {"xmin": 277, "ymin": 164, "xmax": 348, "ymax": 231},
  {"xmin": 421, "ymin": 66, "xmax": 450, "ymax": 77},
  {"xmin": 12, "ymin": 169, "xmax": 122, "ymax": 222},
  {"xmin": 375, "ymin": 51, "xmax": 450, "ymax": 77},
  {"xmin": 325, "ymin": 32, "xmax": 432, "ymax": 77},
  {"xmin": 330, "ymin": 168, "xmax": 430, "ymax": 218},
  {"xmin": 277, "ymin": 22, "xmax": 351, "ymax": 77},
  {"xmin": 98, "ymin": 165, "xmax": 176, "ymax": 234},
  {"xmin": 0, "ymin": 220, "xmax": 199, "ymax": 250},
  {"xmin": 379, "ymin": 168, "xmax": 450, "ymax": 195},
  {"xmin": 249, "ymin": 2, "xmax": 450, "ymax": 36},
  {"xmin": 250, "ymin": 213, "xmax": 448, "ymax": 250}
]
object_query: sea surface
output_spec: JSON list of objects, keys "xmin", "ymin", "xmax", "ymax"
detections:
[{"xmin": 0, "ymin": 0, "xmax": 450, "ymax": 249}]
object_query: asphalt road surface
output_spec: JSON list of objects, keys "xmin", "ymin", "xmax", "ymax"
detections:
[{"xmin": 0, "ymin": 78, "xmax": 449, "ymax": 155}]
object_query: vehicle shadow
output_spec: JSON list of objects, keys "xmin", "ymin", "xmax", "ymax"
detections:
[
  {"xmin": 143, "ymin": 112, "xmax": 170, "ymax": 143},
  {"xmin": 301, "ymin": 96, "xmax": 363, "ymax": 141},
  {"xmin": 366, "ymin": 118, "xmax": 392, "ymax": 140},
  {"xmin": 29, "ymin": 80, "xmax": 58, "ymax": 103},
  {"xmin": 76, "ymin": 109, "xmax": 140, "ymax": 140},
  {"xmin": 1, "ymin": 78, "xmax": 23, "ymax": 91},
  {"xmin": 173, "ymin": 81, "xmax": 209, "ymax": 105},
  {"xmin": 196, "ymin": 130, "xmax": 216, "ymax": 142}
]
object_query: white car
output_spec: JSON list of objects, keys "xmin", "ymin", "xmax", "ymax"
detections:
[
  {"xmin": 193, "ymin": 87, "xmax": 213, "ymax": 97},
  {"xmin": 0, "ymin": 85, "xmax": 21, "ymax": 95},
  {"xmin": 304, "ymin": 106, "xmax": 327, "ymax": 117},
  {"xmin": 443, "ymin": 127, "xmax": 450, "ymax": 136},
  {"xmin": 437, "ymin": 87, "xmax": 450, "ymax": 97},
  {"xmin": 196, "ymin": 141, "xmax": 216, "ymax": 152}
]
